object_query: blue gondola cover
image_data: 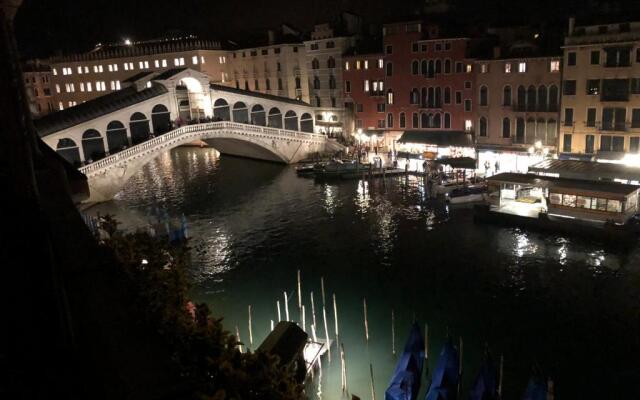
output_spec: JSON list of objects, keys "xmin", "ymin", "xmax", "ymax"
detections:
[
  {"xmin": 425, "ymin": 341, "xmax": 460, "ymax": 400},
  {"xmin": 385, "ymin": 323, "xmax": 425, "ymax": 400}
]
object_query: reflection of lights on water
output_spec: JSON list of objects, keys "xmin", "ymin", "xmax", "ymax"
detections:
[
  {"xmin": 514, "ymin": 232, "xmax": 538, "ymax": 258},
  {"xmin": 355, "ymin": 179, "xmax": 371, "ymax": 212},
  {"xmin": 322, "ymin": 185, "xmax": 338, "ymax": 215}
]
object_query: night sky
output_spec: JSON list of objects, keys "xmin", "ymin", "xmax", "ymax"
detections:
[{"xmin": 14, "ymin": 0, "xmax": 640, "ymax": 59}]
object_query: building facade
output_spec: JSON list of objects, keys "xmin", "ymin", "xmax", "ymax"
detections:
[
  {"xmin": 475, "ymin": 55, "xmax": 562, "ymax": 174},
  {"xmin": 48, "ymin": 38, "xmax": 230, "ymax": 111},
  {"xmin": 304, "ymin": 23, "xmax": 355, "ymax": 136},
  {"xmin": 560, "ymin": 20, "xmax": 640, "ymax": 163},
  {"xmin": 343, "ymin": 52, "xmax": 386, "ymax": 135},
  {"xmin": 23, "ymin": 62, "xmax": 54, "ymax": 117}
]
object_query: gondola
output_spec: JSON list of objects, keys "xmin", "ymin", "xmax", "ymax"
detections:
[
  {"xmin": 424, "ymin": 340, "xmax": 460, "ymax": 400},
  {"xmin": 522, "ymin": 366, "xmax": 549, "ymax": 400},
  {"xmin": 468, "ymin": 351, "xmax": 500, "ymax": 400},
  {"xmin": 385, "ymin": 323, "xmax": 425, "ymax": 400}
]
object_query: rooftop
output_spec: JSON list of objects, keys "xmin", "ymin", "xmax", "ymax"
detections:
[
  {"xmin": 209, "ymin": 83, "xmax": 312, "ymax": 107},
  {"xmin": 34, "ymin": 83, "xmax": 168, "ymax": 137},
  {"xmin": 529, "ymin": 159, "xmax": 640, "ymax": 182}
]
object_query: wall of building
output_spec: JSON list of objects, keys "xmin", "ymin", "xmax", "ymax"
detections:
[
  {"xmin": 343, "ymin": 53, "xmax": 386, "ymax": 133},
  {"xmin": 560, "ymin": 22, "xmax": 640, "ymax": 160},
  {"xmin": 23, "ymin": 68, "xmax": 54, "ymax": 116}
]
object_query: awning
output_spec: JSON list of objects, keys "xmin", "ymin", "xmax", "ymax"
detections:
[
  {"xmin": 434, "ymin": 157, "xmax": 477, "ymax": 169},
  {"xmin": 396, "ymin": 130, "xmax": 474, "ymax": 147}
]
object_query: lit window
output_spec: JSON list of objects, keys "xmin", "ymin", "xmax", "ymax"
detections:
[
  {"xmin": 77, "ymin": 66, "xmax": 83, "ymax": 74},
  {"xmin": 162, "ymin": 59, "xmax": 167, "ymax": 67},
  {"xmin": 52, "ymin": 68, "xmax": 57, "ymax": 76},
  {"xmin": 80, "ymin": 82, "xmax": 85, "ymax": 92},
  {"xmin": 345, "ymin": 61, "xmax": 349, "ymax": 70},
  {"xmin": 480, "ymin": 64, "xmax": 488, "ymax": 73},
  {"xmin": 180, "ymin": 57, "xmax": 185, "ymax": 66},
  {"xmin": 387, "ymin": 90, "xmax": 394, "ymax": 104},
  {"xmin": 69, "ymin": 83, "xmax": 74, "ymax": 92},
  {"xmin": 378, "ymin": 59, "xmax": 384, "ymax": 69},
  {"xmin": 356, "ymin": 60, "xmax": 361, "ymax": 70},
  {"xmin": 466, "ymin": 64, "xmax": 472, "ymax": 73},
  {"xmin": 115, "ymin": 80, "xmax": 121, "ymax": 90},
  {"xmin": 113, "ymin": 64, "xmax": 118, "ymax": 72},
  {"xmin": 55, "ymin": 84, "xmax": 60, "ymax": 93},
  {"xmin": 174, "ymin": 58, "xmax": 179, "ymax": 66},
  {"xmin": 94, "ymin": 65, "xmax": 99, "ymax": 73},
  {"xmin": 379, "ymin": 81, "xmax": 384, "ymax": 91},
  {"xmin": 124, "ymin": 63, "xmax": 129, "ymax": 71},
  {"xmin": 146, "ymin": 81, "xmax": 152, "ymax": 88},
  {"xmin": 372, "ymin": 81, "xmax": 378, "ymax": 91},
  {"xmin": 504, "ymin": 63, "xmax": 511, "ymax": 73},
  {"xmin": 550, "ymin": 60, "xmax": 560, "ymax": 72},
  {"xmin": 192, "ymin": 55, "xmax": 198, "ymax": 65},
  {"xmin": 364, "ymin": 79, "xmax": 370, "ymax": 92},
  {"xmin": 108, "ymin": 64, "xmax": 113, "ymax": 72},
  {"xmin": 86, "ymin": 82, "xmax": 92, "ymax": 92},
  {"xmin": 154, "ymin": 60, "xmax": 159, "ymax": 68},
  {"xmin": 64, "ymin": 83, "xmax": 69, "ymax": 92},
  {"xmin": 58, "ymin": 101, "xmax": 63, "ymax": 110},
  {"xmin": 364, "ymin": 60, "xmax": 369, "ymax": 70},
  {"xmin": 110, "ymin": 81, "xmax": 115, "ymax": 90},
  {"xmin": 68, "ymin": 101, "xmax": 73, "ymax": 107},
  {"xmin": 518, "ymin": 62, "xmax": 526, "ymax": 73},
  {"xmin": 84, "ymin": 66, "xmax": 89, "ymax": 73},
  {"xmin": 465, "ymin": 119, "xmax": 473, "ymax": 131},
  {"xmin": 201, "ymin": 56, "xmax": 205, "ymax": 64},
  {"xmin": 139, "ymin": 61, "xmax": 144, "ymax": 69}
]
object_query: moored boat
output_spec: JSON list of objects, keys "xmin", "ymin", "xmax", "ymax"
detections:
[
  {"xmin": 424, "ymin": 340, "xmax": 460, "ymax": 400},
  {"xmin": 468, "ymin": 350, "xmax": 500, "ymax": 400},
  {"xmin": 385, "ymin": 323, "xmax": 425, "ymax": 400},
  {"xmin": 446, "ymin": 185, "xmax": 488, "ymax": 204}
]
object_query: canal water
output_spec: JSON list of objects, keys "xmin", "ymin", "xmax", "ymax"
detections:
[{"xmin": 89, "ymin": 147, "xmax": 640, "ymax": 399}]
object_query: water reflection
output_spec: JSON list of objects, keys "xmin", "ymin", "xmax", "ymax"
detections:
[{"xmin": 88, "ymin": 147, "xmax": 639, "ymax": 400}]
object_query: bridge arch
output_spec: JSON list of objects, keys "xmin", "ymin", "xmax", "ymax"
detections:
[
  {"xmin": 284, "ymin": 110, "xmax": 298, "ymax": 131},
  {"xmin": 82, "ymin": 129, "xmax": 106, "ymax": 161},
  {"xmin": 106, "ymin": 121, "xmax": 128, "ymax": 153},
  {"xmin": 300, "ymin": 113, "xmax": 314, "ymax": 133},
  {"xmin": 232, "ymin": 101, "xmax": 249, "ymax": 124},
  {"xmin": 56, "ymin": 138, "xmax": 81, "ymax": 166},
  {"xmin": 151, "ymin": 104, "xmax": 171, "ymax": 134},
  {"xmin": 130, "ymin": 112, "xmax": 150, "ymax": 144},
  {"xmin": 213, "ymin": 98, "xmax": 230, "ymax": 121},
  {"xmin": 250, "ymin": 104, "xmax": 266, "ymax": 126},
  {"xmin": 268, "ymin": 107, "xmax": 282, "ymax": 129}
]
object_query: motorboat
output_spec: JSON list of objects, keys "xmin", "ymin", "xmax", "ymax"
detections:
[
  {"xmin": 385, "ymin": 323, "xmax": 425, "ymax": 400},
  {"xmin": 446, "ymin": 185, "xmax": 488, "ymax": 204}
]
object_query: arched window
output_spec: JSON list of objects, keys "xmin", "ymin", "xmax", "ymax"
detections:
[
  {"xmin": 295, "ymin": 77, "xmax": 301, "ymax": 89},
  {"xmin": 400, "ymin": 112, "xmax": 406, "ymax": 128},
  {"xmin": 526, "ymin": 118, "xmax": 536, "ymax": 143},
  {"xmin": 106, "ymin": 120, "xmax": 128, "ymax": 153},
  {"xmin": 151, "ymin": 104, "xmax": 171, "ymax": 134},
  {"xmin": 410, "ymin": 88, "xmax": 419, "ymax": 104},
  {"xmin": 265, "ymin": 78, "xmax": 271, "ymax": 90},
  {"xmin": 435, "ymin": 59, "xmax": 442, "ymax": 74},
  {"xmin": 412, "ymin": 60, "xmax": 419, "ymax": 75},
  {"xmin": 433, "ymin": 113, "xmax": 441, "ymax": 128},
  {"xmin": 538, "ymin": 86, "xmax": 548, "ymax": 111},
  {"xmin": 503, "ymin": 85, "xmax": 512, "ymax": 106},
  {"xmin": 386, "ymin": 62, "xmax": 393, "ymax": 76},
  {"xmin": 549, "ymin": 85, "xmax": 558, "ymax": 110},
  {"xmin": 444, "ymin": 87, "xmax": 451, "ymax": 104},
  {"xmin": 412, "ymin": 113, "xmax": 419, "ymax": 128},
  {"xmin": 313, "ymin": 76, "xmax": 320, "ymax": 89},
  {"xmin": 536, "ymin": 118, "xmax": 546, "ymax": 143},
  {"xmin": 82, "ymin": 129, "xmax": 105, "ymax": 161},
  {"xmin": 213, "ymin": 98, "xmax": 230, "ymax": 120},
  {"xmin": 56, "ymin": 138, "xmax": 80, "ymax": 165},
  {"xmin": 444, "ymin": 113, "xmax": 451, "ymax": 129},
  {"xmin": 300, "ymin": 113, "xmax": 314, "ymax": 132},
  {"xmin": 479, "ymin": 117, "xmax": 488, "ymax": 137},
  {"xmin": 427, "ymin": 87, "xmax": 435, "ymax": 107},
  {"xmin": 327, "ymin": 57, "xmax": 336, "ymax": 69},
  {"xmin": 502, "ymin": 117, "xmax": 511, "ymax": 138},
  {"xmin": 315, "ymin": 96, "xmax": 321, "ymax": 107},
  {"xmin": 435, "ymin": 87, "xmax": 442, "ymax": 107},
  {"xmin": 547, "ymin": 119, "xmax": 557, "ymax": 143},
  {"xmin": 516, "ymin": 117, "xmax": 525, "ymax": 143},
  {"xmin": 387, "ymin": 113, "xmax": 394, "ymax": 128},
  {"xmin": 421, "ymin": 60, "xmax": 427, "ymax": 76},
  {"xmin": 421, "ymin": 87, "xmax": 427, "ymax": 107},
  {"xmin": 268, "ymin": 107, "xmax": 282, "ymax": 128},
  {"xmin": 232, "ymin": 101, "xmax": 249, "ymax": 123},
  {"xmin": 428, "ymin": 60, "xmax": 435, "ymax": 78},
  {"xmin": 284, "ymin": 110, "xmax": 298, "ymax": 131},
  {"xmin": 250, "ymin": 104, "xmax": 266, "ymax": 126},
  {"xmin": 444, "ymin": 59, "xmax": 451, "ymax": 73},
  {"xmin": 527, "ymin": 85, "xmax": 536, "ymax": 111},
  {"xmin": 479, "ymin": 86, "xmax": 488, "ymax": 106},
  {"xmin": 129, "ymin": 112, "xmax": 150, "ymax": 145},
  {"xmin": 329, "ymin": 75, "xmax": 336, "ymax": 89},
  {"xmin": 312, "ymin": 58, "xmax": 320, "ymax": 69},
  {"xmin": 517, "ymin": 86, "xmax": 526, "ymax": 109},
  {"xmin": 421, "ymin": 113, "xmax": 429, "ymax": 128}
]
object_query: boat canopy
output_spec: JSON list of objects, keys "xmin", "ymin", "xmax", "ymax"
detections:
[
  {"xmin": 468, "ymin": 354, "xmax": 499, "ymax": 400},
  {"xmin": 424, "ymin": 341, "xmax": 460, "ymax": 400},
  {"xmin": 385, "ymin": 323, "xmax": 425, "ymax": 400},
  {"xmin": 434, "ymin": 157, "xmax": 477, "ymax": 169}
]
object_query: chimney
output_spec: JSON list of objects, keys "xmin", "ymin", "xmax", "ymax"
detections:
[
  {"xmin": 493, "ymin": 46, "xmax": 501, "ymax": 59},
  {"xmin": 568, "ymin": 17, "xmax": 575, "ymax": 35},
  {"xmin": 267, "ymin": 30, "xmax": 275, "ymax": 45}
]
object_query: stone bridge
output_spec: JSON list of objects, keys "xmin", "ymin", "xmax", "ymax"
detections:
[{"xmin": 79, "ymin": 121, "xmax": 341, "ymax": 202}]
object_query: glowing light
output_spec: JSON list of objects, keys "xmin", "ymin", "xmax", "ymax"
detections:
[
  {"xmin": 535, "ymin": 140, "xmax": 542, "ymax": 149},
  {"xmin": 528, "ymin": 146, "xmax": 535, "ymax": 154},
  {"xmin": 141, "ymin": 259, "xmax": 148, "ymax": 265},
  {"xmin": 124, "ymin": 39, "xmax": 132, "ymax": 46}
]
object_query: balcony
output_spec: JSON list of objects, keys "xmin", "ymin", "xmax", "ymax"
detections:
[
  {"xmin": 513, "ymin": 103, "xmax": 559, "ymax": 113},
  {"xmin": 597, "ymin": 121, "xmax": 629, "ymax": 132}
]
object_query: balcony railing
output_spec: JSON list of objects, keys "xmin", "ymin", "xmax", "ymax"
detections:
[{"xmin": 513, "ymin": 103, "xmax": 560, "ymax": 113}]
